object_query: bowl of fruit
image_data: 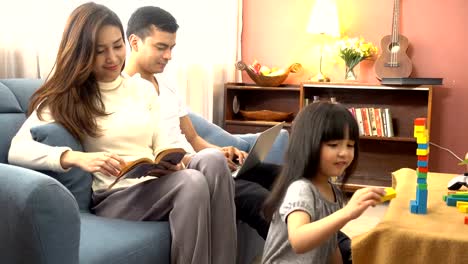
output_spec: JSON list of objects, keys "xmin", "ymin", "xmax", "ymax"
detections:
[{"xmin": 236, "ymin": 60, "xmax": 302, "ymax": 87}]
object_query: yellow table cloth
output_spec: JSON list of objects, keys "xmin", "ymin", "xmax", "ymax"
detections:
[{"xmin": 352, "ymin": 168, "xmax": 468, "ymax": 264}]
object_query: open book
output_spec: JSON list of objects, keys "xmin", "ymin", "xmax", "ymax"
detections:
[{"xmin": 107, "ymin": 147, "xmax": 186, "ymax": 190}]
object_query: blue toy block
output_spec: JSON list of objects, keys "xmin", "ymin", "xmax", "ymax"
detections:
[
  {"xmin": 417, "ymin": 160, "xmax": 428, "ymax": 167},
  {"xmin": 417, "ymin": 189, "xmax": 428, "ymax": 206},
  {"xmin": 416, "ymin": 188, "xmax": 427, "ymax": 202},
  {"xmin": 418, "ymin": 204, "xmax": 427, "ymax": 214},
  {"xmin": 411, "ymin": 188, "xmax": 428, "ymax": 214},
  {"xmin": 410, "ymin": 200, "xmax": 419, "ymax": 213},
  {"xmin": 417, "ymin": 177, "xmax": 427, "ymax": 184},
  {"xmin": 417, "ymin": 143, "xmax": 429, "ymax": 149}
]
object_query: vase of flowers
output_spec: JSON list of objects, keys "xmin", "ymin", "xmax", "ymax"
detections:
[{"xmin": 337, "ymin": 36, "xmax": 377, "ymax": 81}]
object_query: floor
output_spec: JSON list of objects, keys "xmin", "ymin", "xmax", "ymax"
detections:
[{"xmin": 251, "ymin": 202, "xmax": 389, "ymax": 264}]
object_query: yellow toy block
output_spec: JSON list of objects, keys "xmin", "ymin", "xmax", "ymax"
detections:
[
  {"xmin": 414, "ymin": 129, "xmax": 428, "ymax": 138},
  {"xmin": 417, "ymin": 148, "xmax": 429, "ymax": 156},
  {"xmin": 456, "ymin": 201, "xmax": 468, "ymax": 209},
  {"xmin": 381, "ymin": 187, "xmax": 397, "ymax": 202},
  {"xmin": 458, "ymin": 205, "xmax": 468, "ymax": 213},
  {"xmin": 414, "ymin": 125, "xmax": 426, "ymax": 132},
  {"xmin": 416, "ymin": 135, "xmax": 429, "ymax": 144}
]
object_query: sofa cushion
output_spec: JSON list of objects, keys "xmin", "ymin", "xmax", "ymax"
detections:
[
  {"xmin": 188, "ymin": 111, "xmax": 250, "ymax": 151},
  {"xmin": 30, "ymin": 123, "xmax": 92, "ymax": 212},
  {"xmin": 79, "ymin": 213, "xmax": 171, "ymax": 264}
]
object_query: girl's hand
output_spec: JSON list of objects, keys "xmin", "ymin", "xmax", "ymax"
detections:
[
  {"xmin": 60, "ymin": 150, "xmax": 125, "ymax": 177},
  {"xmin": 342, "ymin": 187, "xmax": 386, "ymax": 220}
]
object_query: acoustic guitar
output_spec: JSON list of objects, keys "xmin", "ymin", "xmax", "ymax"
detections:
[{"xmin": 374, "ymin": 0, "xmax": 412, "ymax": 80}]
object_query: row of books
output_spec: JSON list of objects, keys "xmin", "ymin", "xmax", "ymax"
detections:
[{"xmin": 348, "ymin": 107, "xmax": 394, "ymax": 137}]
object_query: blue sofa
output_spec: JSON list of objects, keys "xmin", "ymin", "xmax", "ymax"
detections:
[{"xmin": 0, "ymin": 79, "xmax": 288, "ymax": 264}]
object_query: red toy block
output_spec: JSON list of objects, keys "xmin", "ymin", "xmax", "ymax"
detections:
[
  {"xmin": 414, "ymin": 118, "xmax": 427, "ymax": 126},
  {"xmin": 418, "ymin": 167, "xmax": 429, "ymax": 173},
  {"xmin": 465, "ymin": 216, "xmax": 468, "ymax": 225},
  {"xmin": 418, "ymin": 155, "xmax": 429, "ymax": 161}
]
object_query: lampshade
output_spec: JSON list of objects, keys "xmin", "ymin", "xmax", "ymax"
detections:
[{"xmin": 307, "ymin": 0, "xmax": 340, "ymax": 37}]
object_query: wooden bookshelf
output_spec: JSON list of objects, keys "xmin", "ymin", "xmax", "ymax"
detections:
[
  {"xmin": 223, "ymin": 82, "xmax": 433, "ymax": 191},
  {"xmin": 301, "ymin": 82, "xmax": 433, "ymax": 191}
]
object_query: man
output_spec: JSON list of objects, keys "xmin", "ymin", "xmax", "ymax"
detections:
[
  {"xmin": 124, "ymin": 8, "xmax": 352, "ymax": 264},
  {"xmin": 124, "ymin": 6, "xmax": 280, "ymax": 240}
]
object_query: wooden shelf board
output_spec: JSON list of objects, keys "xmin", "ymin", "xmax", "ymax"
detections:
[
  {"xmin": 225, "ymin": 120, "xmax": 292, "ymax": 127},
  {"xmin": 302, "ymin": 82, "xmax": 431, "ymax": 91},
  {"xmin": 360, "ymin": 136, "xmax": 416, "ymax": 142},
  {"xmin": 226, "ymin": 82, "xmax": 300, "ymax": 91}
]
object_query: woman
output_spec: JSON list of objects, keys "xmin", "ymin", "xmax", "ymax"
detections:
[{"xmin": 8, "ymin": 2, "xmax": 236, "ymax": 264}]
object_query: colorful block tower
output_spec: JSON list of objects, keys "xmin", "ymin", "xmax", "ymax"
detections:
[{"xmin": 411, "ymin": 118, "xmax": 429, "ymax": 214}]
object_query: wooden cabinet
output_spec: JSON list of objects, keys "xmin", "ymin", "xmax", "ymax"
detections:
[{"xmin": 223, "ymin": 82, "xmax": 433, "ymax": 191}]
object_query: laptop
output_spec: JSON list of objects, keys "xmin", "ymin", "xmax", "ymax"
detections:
[{"xmin": 232, "ymin": 122, "xmax": 284, "ymax": 178}]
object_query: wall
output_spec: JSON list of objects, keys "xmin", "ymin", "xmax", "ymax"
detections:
[{"xmin": 242, "ymin": 0, "xmax": 468, "ymax": 174}]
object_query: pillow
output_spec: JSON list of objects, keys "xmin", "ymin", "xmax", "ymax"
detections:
[
  {"xmin": 188, "ymin": 111, "xmax": 250, "ymax": 152},
  {"xmin": 30, "ymin": 123, "xmax": 92, "ymax": 212}
]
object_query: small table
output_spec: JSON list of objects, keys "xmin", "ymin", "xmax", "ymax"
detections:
[{"xmin": 352, "ymin": 168, "xmax": 468, "ymax": 264}]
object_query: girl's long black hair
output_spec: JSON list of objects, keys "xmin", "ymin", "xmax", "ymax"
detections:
[{"xmin": 263, "ymin": 101, "xmax": 360, "ymax": 220}]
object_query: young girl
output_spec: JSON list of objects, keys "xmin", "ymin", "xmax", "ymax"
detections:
[{"xmin": 262, "ymin": 101, "xmax": 385, "ymax": 264}]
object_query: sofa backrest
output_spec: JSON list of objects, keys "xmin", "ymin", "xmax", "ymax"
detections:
[{"xmin": 0, "ymin": 79, "xmax": 43, "ymax": 163}]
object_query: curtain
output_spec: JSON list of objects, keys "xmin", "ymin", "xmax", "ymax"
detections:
[{"xmin": 0, "ymin": 0, "xmax": 243, "ymax": 124}]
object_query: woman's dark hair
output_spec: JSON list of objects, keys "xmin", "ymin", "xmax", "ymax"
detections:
[
  {"xmin": 28, "ymin": 2, "xmax": 125, "ymax": 142},
  {"xmin": 263, "ymin": 101, "xmax": 360, "ymax": 220},
  {"xmin": 126, "ymin": 6, "xmax": 179, "ymax": 41}
]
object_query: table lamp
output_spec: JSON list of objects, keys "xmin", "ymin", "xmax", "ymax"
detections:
[{"xmin": 307, "ymin": 0, "xmax": 340, "ymax": 82}]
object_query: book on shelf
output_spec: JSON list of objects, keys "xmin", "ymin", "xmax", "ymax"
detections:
[
  {"xmin": 352, "ymin": 107, "xmax": 394, "ymax": 138},
  {"xmin": 107, "ymin": 147, "xmax": 187, "ymax": 190},
  {"xmin": 360, "ymin": 108, "xmax": 371, "ymax": 136},
  {"xmin": 354, "ymin": 108, "xmax": 364, "ymax": 136},
  {"xmin": 373, "ymin": 108, "xmax": 384, "ymax": 137},
  {"xmin": 367, "ymin": 107, "xmax": 378, "ymax": 136},
  {"xmin": 381, "ymin": 109, "xmax": 389, "ymax": 137},
  {"xmin": 383, "ymin": 108, "xmax": 394, "ymax": 137}
]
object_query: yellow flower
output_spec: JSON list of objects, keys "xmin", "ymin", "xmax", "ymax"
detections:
[{"xmin": 337, "ymin": 36, "xmax": 377, "ymax": 70}]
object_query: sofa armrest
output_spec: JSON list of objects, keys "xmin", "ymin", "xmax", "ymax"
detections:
[
  {"xmin": 237, "ymin": 129, "xmax": 289, "ymax": 165},
  {"xmin": 0, "ymin": 163, "xmax": 80, "ymax": 264}
]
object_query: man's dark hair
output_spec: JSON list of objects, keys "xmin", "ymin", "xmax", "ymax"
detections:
[{"xmin": 126, "ymin": 6, "xmax": 179, "ymax": 40}]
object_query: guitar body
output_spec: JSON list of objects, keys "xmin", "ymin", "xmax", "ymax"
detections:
[{"xmin": 375, "ymin": 34, "xmax": 412, "ymax": 80}]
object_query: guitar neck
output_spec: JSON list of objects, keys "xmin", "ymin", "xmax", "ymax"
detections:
[{"xmin": 391, "ymin": 0, "xmax": 400, "ymax": 43}]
